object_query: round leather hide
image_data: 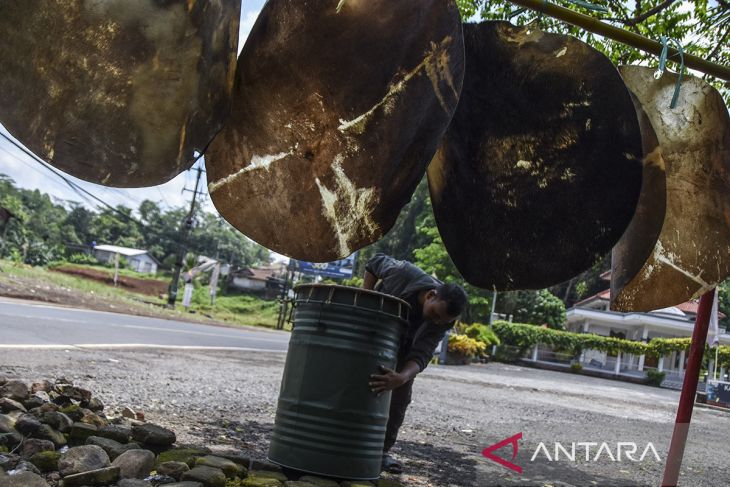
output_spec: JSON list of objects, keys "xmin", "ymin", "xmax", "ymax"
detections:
[
  {"xmin": 0, "ymin": 0, "xmax": 240, "ymax": 187},
  {"xmin": 206, "ymin": 0, "xmax": 465, "ymax": 261},
  {"xmin": 428, "ymin": 22, "xmax": 643, "ymax": 290}
]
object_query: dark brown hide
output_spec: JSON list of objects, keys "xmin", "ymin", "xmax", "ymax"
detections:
[
  {"xmin": 611, "ymin": 89, "xmax": 667, "ymax": 311},
  {"xmin": 611, "ymin": 66, "xmax": 730, "ymax": 312},
  {"xmin": 428, "ymin": 22, "xmax": 643, "ymax": 291},
  {"xmin": 206, "ymin": 0, "xmax": 464, "ymax": 262},
  {"xmin": 0, "ymin": 0, "xmax": 240, "ymax": 187}
]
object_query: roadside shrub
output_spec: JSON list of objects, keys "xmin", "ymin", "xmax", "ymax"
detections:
[
  {"xmin": 570, "ymin": 362, "xmax": 583, "ymax": 374},
  {"xmin": 24, "ymin": 242, "xmax": 63, "ymax": 267},
  {"xmin": 465, "ymin": 323, "xmax": 501, "ymax": 347},
  {"xmin": 448, "ymin": 334, "xmax": 487, "ymax": 357},
  {"xmin": 68, "ymin": 253, "xmax": 98, "ymax": 265},
  {"xmin": 645, "ymin": 370, "xmax": 666, "ymax": 387},
  {"xmin": 342, "ymin": 276, "xmax": 363, "ymax": 287}
]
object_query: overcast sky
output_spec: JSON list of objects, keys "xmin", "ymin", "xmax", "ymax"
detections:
[{"xmin": 0, "ymin": 1, "xmax": 265, "ymax": 215}]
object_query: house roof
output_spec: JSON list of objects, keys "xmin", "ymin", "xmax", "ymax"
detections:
[
  {"xmin": 574, "ymin": 289, "xmax": 611, "ymax": 307},
  {"xmin": 94, "ymin": 245, "xmax": 159, "ymax": 264},
  {"xmin": 574, "ymin": 288, "xmax": 725, "ymax": 319},
  {"xmin": 233, "ymin": 267, "xmax": 283, "ymax": 282}
]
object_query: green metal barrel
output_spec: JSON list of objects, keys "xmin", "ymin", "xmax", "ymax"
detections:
[{"xmin": 268, "ymin": 284, "xmax": 409, "ymax": 480}]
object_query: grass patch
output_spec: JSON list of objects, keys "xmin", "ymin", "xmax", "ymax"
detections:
[
  {"xmin": 186, "ymin": 284, "xmax": 283, "ymax": 329},
  {"xmin": 0, "ymin": 259, "xmax": 283, "ymax": 331}
]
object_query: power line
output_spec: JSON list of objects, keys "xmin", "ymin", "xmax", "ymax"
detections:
[
  {"xmin": 0, "ymin": 145, "xmax": 75, "ymax": 194},
  {"xmin": 0, "ymin": 131, "xmax": 145, "ymax": 229}
]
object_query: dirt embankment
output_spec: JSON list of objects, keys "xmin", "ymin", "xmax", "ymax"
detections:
[{"xmin": 51, "ymin": 265, "xmax": 168, "ymax": 297}]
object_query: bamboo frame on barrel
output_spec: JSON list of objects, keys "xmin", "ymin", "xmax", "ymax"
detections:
[{"xmin": 504, "ymin": 0, "xmax": 730, "ymax": 82}]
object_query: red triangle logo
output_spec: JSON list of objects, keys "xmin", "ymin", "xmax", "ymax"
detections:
[{"xmin": 482, "ymin": 432, "xmax": 523, "ymax": 474}]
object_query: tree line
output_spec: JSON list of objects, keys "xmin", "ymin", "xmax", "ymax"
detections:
[{"xmin": 0, "ymin": 173, "xmax": 270, "ymax": 269}]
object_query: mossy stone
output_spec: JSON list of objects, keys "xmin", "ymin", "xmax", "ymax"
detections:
[
  {"xmin": 157, "ymin": 447, "xmax": 211, "ymax": 468},
  {"xmin": 68, "ymin": 422, "xmax": 97, "ymax": 445},
  {"xmin": 298, "ymin": 477, "xmax": 338, "ymax": 487},
  {"xmin": 29, "ymin": 450, "xmax": 61, "ymax": 472},
  {"xmin": 60, "ymin": 466, "xmax": 120, "ymax": 486},
  {"xmin": 196, "ymin": 456, "xmax": 245, "ymax": 479},
  {"xmin": 58, "ymin": 404, "xmax": 83, "ymax": 421},
  {"xmin": 376, "ymin": 480, "xmax": 405, "ymax": 487},
  {"xmin": 248, "ymin": 471, "xmax": 287, "ymax": 482},
  {"xmin": 242, "ymin": 478, "xmax": 283, "ymax": 487},
  {"xmin": 181, "ymin": 465, "xmax": 226, "ymax": 487}
]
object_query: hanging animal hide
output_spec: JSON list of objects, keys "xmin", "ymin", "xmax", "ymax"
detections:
[
  {"xmin": 206, "ymin": 0, "xmax": 465, "ymax": 262},
  {"xmin": 0, "ymin": 0, "xmax": 240, "ymax": 187},
  {"xmin": 611, "ymin": 66, "xmax": 730, "ymax": 311},
  {"xmin": 610, "ymin": 89, "xmax": 668, "ymax": 310},
  {"xmin": 428, "ymin": 21, "xmax": 643, "ymax": 290}
]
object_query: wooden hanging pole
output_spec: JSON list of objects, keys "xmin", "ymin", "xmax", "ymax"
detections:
[{"xmin": 505, "ymin": 0, "xmax": 730, "ymax": 82}]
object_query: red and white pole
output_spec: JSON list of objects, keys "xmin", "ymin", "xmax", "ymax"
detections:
[{"xmin": 661, "ymin": 289, "xmax": 716, "ymax": 487}]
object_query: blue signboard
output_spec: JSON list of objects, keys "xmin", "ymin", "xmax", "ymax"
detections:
[
  {"xmin": 707, "ymin": 381, "xmax": 730, "ymax": 404},
  {"xmin": 291, "ymin": 253, "xmax": 357, "ymax": 280}
]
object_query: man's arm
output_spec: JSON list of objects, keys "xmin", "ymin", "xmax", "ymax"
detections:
[
  {"xmin": 369, "ymin": 360, "xmax": 421, "ymax": 395},
  {"xmin": 363, "ymin": 270, "xmax": 377, "ymax": 290},
  {"xmin": 404, "ymin": 323, "xmax": 452, "ymax": 373}
]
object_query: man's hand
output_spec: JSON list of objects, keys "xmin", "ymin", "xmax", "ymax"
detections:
[{"xmin": 369, "ymin": 365, "xmax": 406, "ymax": 395}]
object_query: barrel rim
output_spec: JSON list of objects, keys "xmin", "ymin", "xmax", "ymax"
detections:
[{"xmin": 293, "ymin": 283, "xmax": 411, "ymax": 309}]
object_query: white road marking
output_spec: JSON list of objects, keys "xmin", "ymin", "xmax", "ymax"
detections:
[{"xmin": 0, "ymin": 344, "xmax": 286, "ymax": 352}]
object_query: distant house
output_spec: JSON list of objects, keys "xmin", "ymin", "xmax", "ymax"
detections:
[
  {"xmin": 92, "ymin": 244, "xmax": 160, "ymax": 274},
  {"xmin": 227, "ymin": 264, "xmax": 287, "ymax": 299},
  {"xmin": 555, "ymin": 271, "xmax": 730, "ymax": 385}
]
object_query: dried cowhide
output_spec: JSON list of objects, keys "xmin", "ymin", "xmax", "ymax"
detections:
[
  {"xmin": 610, "ymin": 87, "xmax": 668, "ymax": 311},
  {"xmin": 206, "ymin": 0, "xmax": 465, "ymax": 262},
  {"xmin": 0, "ymin": 0, "xmax": 240, "ymax": 187},
  {"xmin": 611, "ymin": 66, "xmax": 730, "ymax": 312},
  {"xmin": 428, "ymin": 21, "xmax": 643, "ymax": 290}
]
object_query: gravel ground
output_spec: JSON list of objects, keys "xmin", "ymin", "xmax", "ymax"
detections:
[{"xmin": 2, "ymin": 348, "xmax": 729, "ymax": 487}]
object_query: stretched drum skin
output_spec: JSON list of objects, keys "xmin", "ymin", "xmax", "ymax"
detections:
[
  {"xmin": 428, "ymin": 22, "xmax": 643, "ymax": 290},
  {"xmin": 611, "ymin": 66, "xmax": 730, "ymax": 312},
  {"xmin": 610, "ymin": 89, "xmax": 668, "ymax": 311},
  {"xmin": 0, "ymin": 0, "xmax": 240, "ymax": 187},
  {"xmin": 206, "ymin": 0, "xmax": 465, "ymax": 262}
]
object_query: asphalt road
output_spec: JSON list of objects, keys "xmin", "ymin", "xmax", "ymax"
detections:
[
  {"xmin": 3, "ymin": 298, "xmax": 730, "ymax": 486},
  {"xmin": 0, "ymin": 297, "xmax": 290, "ymax": 352}
]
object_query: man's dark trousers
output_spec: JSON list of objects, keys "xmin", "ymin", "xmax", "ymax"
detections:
[{"xmin": 383, "ymin": 376, "xmax": 414, "ymax": 453}]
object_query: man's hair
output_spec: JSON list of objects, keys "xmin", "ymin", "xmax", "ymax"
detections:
[{"xmin": 435, "ymin": 283, "xmax": 468, "ymax": 317}]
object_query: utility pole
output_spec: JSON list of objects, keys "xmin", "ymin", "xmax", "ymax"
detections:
[
  {"xmin": 276, "ymin": 263, "xmax": 295, "ymax": 330},
  {"xmin": 489, "ymin": 290, "xmax": 499, "ymax": 357},
  {"xmin": 489, "ymin": 290, "xmax": 498, "ymax": 325},
  {"xmin": 167, "ymin": 161, "xmax": 205, "ymax": 308}
]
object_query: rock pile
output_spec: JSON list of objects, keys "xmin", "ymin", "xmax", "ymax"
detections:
[{"xmin": 0, "ymin": 378, "xmax": 403, "ymax": 487}]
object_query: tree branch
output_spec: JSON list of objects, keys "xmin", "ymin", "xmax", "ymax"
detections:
[
  {"xmin": 623, "ymin": 0, "xmax": 678, "ymax": 26},
  {"xmin": 706, "ymin": 28, "xmax": 729, "ymax": 62}
]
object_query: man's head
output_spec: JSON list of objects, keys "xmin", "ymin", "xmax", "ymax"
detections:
[{"xmin": 422, "ymin": 283, "xmax": 468, "ymax": 326}]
